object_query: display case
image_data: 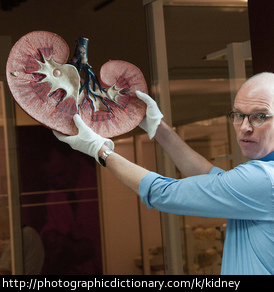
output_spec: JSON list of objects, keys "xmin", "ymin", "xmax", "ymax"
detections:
[{"xmin": 144, "ymin": 0, "xmax": 251, "ymax": 274}]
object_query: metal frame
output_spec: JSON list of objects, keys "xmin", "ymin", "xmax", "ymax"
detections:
[
  {"xmin": 144, "ymin": 0, "xmax": 248, "ymax": 6},
  {"xmin": 205, "ymin": 40, "xmax": 251, "ymax": 166},
  {"xmin": 144, "ymin": 0, "xmax": 184, "ymax": 275},
  {"xmin": 0, "ymin": 36, "xmax": 23, "ymax": 275},
  {"xmin": 143, "ymin": 0, "xmax": 250, "ymax": 275}
]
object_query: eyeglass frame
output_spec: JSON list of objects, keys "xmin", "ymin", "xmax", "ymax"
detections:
[{"xmin": 228, "ymin": 111, "xmax": 274, "ymax": 127}]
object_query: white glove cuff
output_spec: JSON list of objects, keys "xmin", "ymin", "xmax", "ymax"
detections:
[{"xmin": 94, "ymin": 138, "xmax": 114, "ymax": 163}]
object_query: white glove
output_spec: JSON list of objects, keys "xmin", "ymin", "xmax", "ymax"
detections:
[
  {"xmin": 53, "ymin": 114, "xmax": 114, "ymax": 163},
  {"xmin": 136, "ymin": 90, "xmax": 163, "ymax": 139}
]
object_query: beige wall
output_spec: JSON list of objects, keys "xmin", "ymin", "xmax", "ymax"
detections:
[{"xmin": 99, "ymin": 135, "xmax": 163, "ymax": 275}]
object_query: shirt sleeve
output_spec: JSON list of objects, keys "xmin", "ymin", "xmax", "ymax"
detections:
[{"xmin": 139, "ymin": 162, "xmax": 274, "ymax": 220}]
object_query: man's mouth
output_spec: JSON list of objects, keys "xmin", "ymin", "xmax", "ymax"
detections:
[{"xmin": 240, "ymin": 139, "xmax": 256, "ymax": 143}]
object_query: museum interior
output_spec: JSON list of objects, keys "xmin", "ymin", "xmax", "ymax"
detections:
[{"xmin": 0, "ymin": 0, "xmax": 269, "ymax": 275}]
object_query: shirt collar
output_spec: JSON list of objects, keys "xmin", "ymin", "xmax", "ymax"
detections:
[{"xmin": 259, "ymin": 151, "xmax": 274, "ymax": 162}]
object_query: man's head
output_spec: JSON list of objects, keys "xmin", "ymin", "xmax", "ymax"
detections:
[{"xmin": 233, "ymin": 72, "xmax": 274, "ymax": 159}]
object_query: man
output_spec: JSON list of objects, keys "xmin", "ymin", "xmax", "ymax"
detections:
[{"xmin": 54, "ymin": 72, "xmax": 274, "ymax": 275}]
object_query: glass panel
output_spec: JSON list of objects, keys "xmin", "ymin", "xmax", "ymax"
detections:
[
  {"xmin": 99, "ymin": 137, "xmax": 142, "ymax": 275},
  {"xmin": 135, "ymin": 134, "xmax": 163, "ymax": 275},
  {"xmin": 17, "ymin": 125, "xmax": 102, "ymax": 275},
  {"xmin": 99, "ymin": 135, "xmax": 162, "ymax": 275},
  {"xmin": 164, "ymin": 5, "xmax": 251, "ymax": 126},
  {"xmin": 162, "ymin": 5, "xmax": 251, "ymax": 274},
  {"xmin": 177, "ymin": 116, "xmax": 229, "ymax": 274},
  {"xmin": 144, "ymin": 1, "xmax": 184, "ymax": 275}
]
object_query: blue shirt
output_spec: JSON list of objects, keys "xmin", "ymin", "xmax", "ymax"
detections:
[{"xmin": 139, "ymin": 152, "xmax": 274, "ymax": 275}]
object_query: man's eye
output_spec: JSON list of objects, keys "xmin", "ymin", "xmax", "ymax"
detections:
[
  {"xmin": 253, "ymin": 114, "xmax": 264, "ymax": 120},
  {"xmin": 236, "ymin": 113, "xmax": 244, "ymax": 118}
]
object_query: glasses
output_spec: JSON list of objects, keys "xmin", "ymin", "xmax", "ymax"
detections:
[{"xmin": 228, "ymin": 112, "xmax": 274, "ymax": 127}]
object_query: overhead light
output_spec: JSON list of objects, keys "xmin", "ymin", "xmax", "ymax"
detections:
[{"xmin": 163, "ymin": 0, "xmax": 247, "ymax": 6}]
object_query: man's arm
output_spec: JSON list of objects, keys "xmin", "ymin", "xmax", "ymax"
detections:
[
  {"xmin": 98, "ymin": 118, "xmax": 213, "ymax": 194},
  {"xmin": 154, "ymin": 120, "xmax": 214, "ymax": 176},
  {"xmin": 99, "ymin": 144, "xmax": 149, "ymax": 194},
  {"xmin": 136, "ymin": 91, "xmax": 213, "ymax": 176}
]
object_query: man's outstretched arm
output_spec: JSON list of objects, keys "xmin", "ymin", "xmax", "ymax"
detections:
[
  {"xmin": 154, "ymin": 120, "xmax": 213, "ymax": 176},
  {"xmin": 136, "ymin": 91, "xmax": 213, "ymax": 177},
  {"xmin": 98, "ymin": 143, "xmax": 149, "ymax": 194}
]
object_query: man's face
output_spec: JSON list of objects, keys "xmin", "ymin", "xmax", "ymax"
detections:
[{"xmin": 233, "ymin": 75, "xmax": 274, "ymax": 159}]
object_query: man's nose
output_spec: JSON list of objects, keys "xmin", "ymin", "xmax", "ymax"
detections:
[{"xmin": 240, "ymin": 116, "xmax": 253, "ymax": 132}]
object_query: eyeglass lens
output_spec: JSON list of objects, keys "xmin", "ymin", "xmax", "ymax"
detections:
[{"xmin": 230, "ymin": 113, "xmax": 265, "ymax": 126}]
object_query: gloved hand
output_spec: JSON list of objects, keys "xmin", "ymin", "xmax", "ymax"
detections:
[
  {"xmin": 136, "ymin": 90, "xmax": 163, "ymax": 139},
  {"xmin": 53, "ymin": 114, "xmax": 114, "ymax": 163}
]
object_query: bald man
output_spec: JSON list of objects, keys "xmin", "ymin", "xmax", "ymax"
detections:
[{"xmin": 54, "ymin": 72, "xmax": 274, "ymax": 275}]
